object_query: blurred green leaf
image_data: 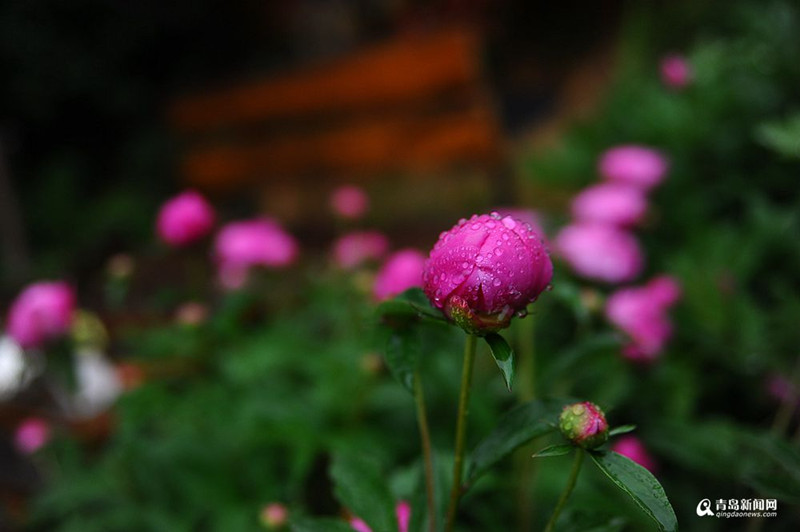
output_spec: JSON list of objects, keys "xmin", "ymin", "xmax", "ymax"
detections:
[
  {"xmin": 755, "ymin": 113, "xmax": 800, "ymax": 158},
  {"xmin": 383, "ymin": 327, "xmax": 420, "ymax": 393},
  {"xmin": 291, "ymin": 517, "xmax": 355, "ymax": 532},
  {"xmin": 467, "ymin": 398, "xmax": 568, "ymax": 483},
  {"xmin": 532, "ymin": 444, "xmax": 573, "ymax": 458},
  {"xmin": 589, "ymin": 451, "xmax": 677, "ymax": 532},
  {"xmin": 330, "ymin": 453, "xmax": 398, "ymax": 532},
  {"xmin": 484, "ymin": 333, "xmax": 515, "ymax": 391},
  {"xmin": 609, "ymin": 425, "xmax": 637, "ymax": 437}
]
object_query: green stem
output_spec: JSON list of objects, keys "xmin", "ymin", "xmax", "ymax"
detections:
[
  {"xmin": 543, "ymin": 449, "xmax": 584, "ymax": 532},
  {"xmin": 414, "ymin": 370, "xmax": 437, "ymax": 532},
  {"xmin": 445, "ymin": 334, "xmax": 478, "ymax": 532}
]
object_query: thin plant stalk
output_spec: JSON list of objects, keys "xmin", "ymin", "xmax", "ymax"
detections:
[
  {"xmin": 414, "ymin": 369, "xmax": 437, "ymax": 532},
  {"xmin": 444, "ymin": 333, "xmax": 478, "ymax": 532},
  {"xmin": 543, "ymin": 449, "xmax": 584, "ymax": 532}
]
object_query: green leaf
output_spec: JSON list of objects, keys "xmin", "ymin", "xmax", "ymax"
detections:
[
  {"xmin": 467, "ymin": 398, "xmax": 569, "ymax": 483},
  {"xmin": 330, "ymin": 453, "xmax": 398, "ymax": 532},
  {"xmin": 609, "ymin": 425, "xmax": 637, "ymax": 437},
  {"xmin": 532, "ymin": 444, "xmax": 573, "ymax": 458},
  {"xmin": 377, "ymin": 288, "xmax": 445, "ymax": 323},
  {"xmin": 383, "ymin": 327, "xmax": 420, "ymax": 393},
  {"xmin": 589, "ymin": 451, "xmax": 677, "ymax": 532},
  {"xmin": 484, "ymin": 333, "xmax": 515, "ymax": 391},
  {"xmin": 291, "ymin": 516, "xmax": 355, "ymax": 532}
]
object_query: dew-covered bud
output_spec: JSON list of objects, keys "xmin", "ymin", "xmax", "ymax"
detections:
[
  {"xmin": 423, "ymin": 213, "xmax": 552, "ymax": 335},
  {"xmin": 559, "ymin": 402, "xmax": 609, "ymax": 449}
]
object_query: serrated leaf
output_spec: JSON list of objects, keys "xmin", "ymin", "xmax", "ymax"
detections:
[
  {"xmin": 291, "ymin": 516, "xmax": 355, "ymax": 532},
  {"xmin": 532, "ymin": 444, "xmax": 573, "ymax": 458},
  {"xmin": 330, "ymin": 453, "xmax": 398, "ymax": 532},
  {"xmin": 609, "ymin": 425, "xmax": 637, "ymax": 437},
  {"xmin": 467, "ymin": 398, "xmax": 570, "ymax": 483},
  {"xmin": 484, "ymin": 333, "xmax": 515, "ymax": 391},
  {"xmin": 589, "ymin": 451, "xmax": 677, "ymax": 532}
]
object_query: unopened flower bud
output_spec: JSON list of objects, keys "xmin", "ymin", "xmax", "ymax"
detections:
[
  {"xmin": 423, "ymin": 213, "xmax": 552, "ymax": 335},
  {"xmin": 559, "ymin": 402, "xmax": 609, "ymax": 449}
]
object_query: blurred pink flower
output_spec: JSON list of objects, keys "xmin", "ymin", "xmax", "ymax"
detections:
[
  {"xmin": 156, "ymin": 190, "xmax": 215, "ymax": 246},
  {"xmin": 571, "ymin": 183, "xmax": 648, "ymax": 227},
  {"xmin": 15, "ymin": 417, "xmax": 51, "ymax": 454},
  {"xmin": 215, "ymin": 219, "xmax": 299, "ymax": 289},
  {"xmin": 423, "ymin": 213, "xmax": 552, "ymax": 334},
  {"xmin": 333, "ymin": 231, "xmax": 389, "ymax": 269},
  {"xmin": 6, "ymin": 281, "xmax": 76, "ymax": 349},
  {"xmin": 660, "ymin": 54, "xmax": 692, "ymax": 90},
  {"xmin": 612, "ymin": 435, "xmax": 657, "ymax": 472},
  {"xmin": 598, "ymin": 145, "xmax": 669, "ymax": 191},
  {"xmin": 373, "ymin": 249, "xmax": 426, "ymax": 301},
  {"xmin": 647, "ymin": 275, "xmax": 682, "ymax": 307},
  {"xmin": 605, "ymin": 276, "xmax": 682, "ymax": 361},
  {"xmin": 766, "ymin": 374, "xmax": 797, "ymax": 404},
  {"xmin": 331, "ymin": 185, "xmax": 369, "ymax": 219},
  {"xmin": 259, "ymin": 502, "xmax": 288, "ymax": 529},
  {"xmin": 349, "ymin": 501, "xmax": 411, "ymax": 532},
  {"xmin": 555, "ymin": 224, "xmax": 643, "ymax": 284},
  {"xmin": 494, "ymin": 207, "xmax": 547, "ymax": 240},
  {"xmin": 174, "ymin": 302, "xmax": 209, "ymax": 326}
]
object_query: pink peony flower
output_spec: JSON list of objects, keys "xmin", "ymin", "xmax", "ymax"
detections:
[
  {"xmin": 660, "ymin": 54, "xmax": 692, "ymax": 90},
  {"xmin": 333, "ymin": 231, "xmax": 389, "ymax": 270},
  {"xmin": 373, "ymin": 249, "xmax": 426, "ymax": 301},
  {"xmin": 15, "ymin": 417, "xmax": 51, "ymax": 454},
  {"xmin": 214, "ymin": 219, "xmax": 298, "ymax": 289},
  {"xmin": 331, "ymin": 185, "xmax": 369, "ymax": 219},
  {"xmin": 349, "ymin": 501, "xmax": 410, "ymax": 532},
  {"xmin": 494, "ymin": 208, "xmax": 547, "ymax": 240},
  {"xmin": 259, "ymin": 502, "xmax": 288, "ymax": 529},
  {"xmin": 598, "ymin": 145, "xmax": 669, "ymax": 191},
  {"xmin": 605, "ymin": 276, "xmax": 682, "ymax": 361},
  {"xmin": 559, "ymin": 402, "xmax": 608, "ymax": 449},
  {"xmin": 612, "ymin": 436, "xmax": 657, "ymax": 472},
  {"xmin": 555, "ymin": 224, "xmax": 643, "ymax": 284},
  {"xmin": 156, "ymin": 190, "xmax": 215, "ymax": 246},
  {"xmin": 571, "ymin": 183, "xmax": 648, "ymax": 227},
  {"xmin": 423, "ymin": 213, "xmax": 552, "ymax": 334},
  {"xmin": 6, "ymin": 281, "xmax": 76, "ymax": 349}
]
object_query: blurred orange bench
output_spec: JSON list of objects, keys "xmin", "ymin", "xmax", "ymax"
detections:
[{"xmin": 168, "ymin": 27, "xmax": 502, "ymax": 226}]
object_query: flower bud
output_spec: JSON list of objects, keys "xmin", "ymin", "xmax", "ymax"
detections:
[
  {"xmin": 423, "ymin": 213, "xmax": 552, "ymax": 335},
  {"xmin": 330, "ymin": 185, "xmax": 369, "ymax": 219},
  {"xmin": 6, "ymin": 281, "xmax": 76, "ymax": 349},
  {"xmin": 156, "ymin": 190, "xmax": 215, "ymax": 247},
  {"xmin": 555, "ymin": 223, "xmax": 643, "ymax": 284},
  {"xmin": 660, "ymin": 54, "xmax": 692, "ymax": 90},
  {"xmin": 611, "ymin": 436, "xmax": 657, "ymax": 472},
  {"xmin": 373, "ymin": 249, "xmax": 426, "ymax": 301},
  {"xmin": 559, "ymin": 402, "xmax": 609, "ymax": 449},
  {"xmin": 259, "ymin": 503, "xmax": 288, "ymax": 529},
  {"xmin": 598, "ymin": 145, "xmax": 669, "ymax": 191}
]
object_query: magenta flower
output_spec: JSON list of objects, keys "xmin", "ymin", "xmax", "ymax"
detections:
[
  {"xmin": 612, "ymin": 436, "xmax": 657, "ymax": 472},
  {"xmin": 766, "ymin": 374, "xmax": 797, "ymax": 404},
  {"xmin": 349, "ymin": 501, "xmax": 411, "ymax": 532},
  {"xmin": 373, "ymin": 249, "xmax": 426, "ymax": 301},
  {"xmin": 259, "ymin": 502, "xmax": 288, "ymax": 529},
  {"xmin": 156, "ymin": 190, "xmax": 215, "ymax": 247},
  {"xmin": 660, "ymin": 54, "xmax": 692, "ymax": 90},
  {"xmin": 598, "ymin": 145, "xmax": 669, "ymax": 191},
  {"xmin": 6, "ymin": 281, "xmax": 76, "ymax": 349},
  {"xmin": 555, "ymin": 223, "xmax": 643, "ymax": 284},
  {"xmin": 571, "ymin": 183, "xmax": 648, "ymax": 227},
  {"xmin": 333, "ymin": 231, "xmax": 389, "ymax": 270},
  {"xmin": 214, "ymin": 219, "xmax": 298, "ymax": 290},
  {"xmin": 331, "ymin": 185, "xmax": 369, "ymax": 219},
  {"xmin": 494, "ymin": 208, "xmax": 547, "ymax": 239},
  {"xmin": 15, "ymin": 417, "xmax": 51, "ymax": 454},
  {"xmin": 605, "ymin": 276, "xmax": 682, "ymax": 361},
  {"xmin": 423, "ymin": 213, "xmax": 552, "ymax": 334},
  {"xmin": 559, "ymin": 402, "xmax": 609, "ymax": 449}
]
